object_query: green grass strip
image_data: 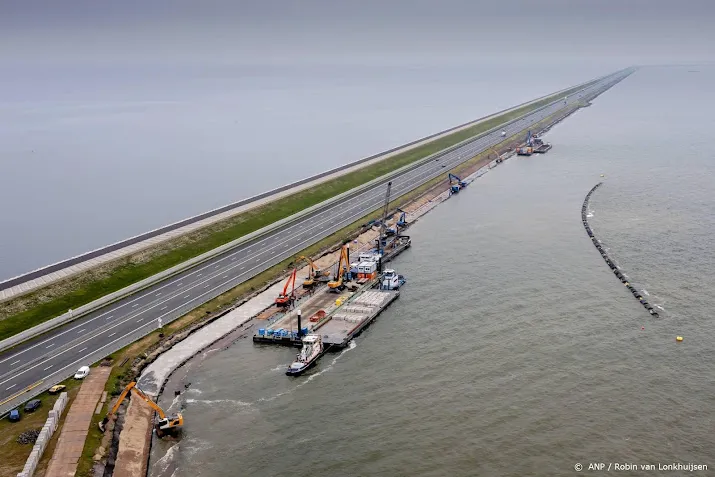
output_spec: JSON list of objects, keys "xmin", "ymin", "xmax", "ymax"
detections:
[{"xmin": 0, "ymin": 80, "xmax": 597, "ymax": 341}]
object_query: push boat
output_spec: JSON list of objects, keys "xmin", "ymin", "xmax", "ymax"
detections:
[{"xmin": 286, "ymin": 334, "xmax": 324, "ymax": 376}]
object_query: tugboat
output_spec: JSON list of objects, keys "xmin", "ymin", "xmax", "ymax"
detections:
[
  {"xmin": 286, "ymin": 334, "xmax": 324, "ymax": 376},
  {"xmin": 381, "ymin": 269, "xmax": 406, "ymax": 290}
]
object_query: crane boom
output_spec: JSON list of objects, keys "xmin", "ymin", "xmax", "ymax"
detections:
[
  {"xmin": 99, "ymin": 382, "xmax": 183, "ymax": 437},
  {"xmin": 327, "ymin": 246, "xmax": 349, "ymax": 291},
  {"xmin": 377, "ymin": 182, "xmax": 392, "ymax": 255}
]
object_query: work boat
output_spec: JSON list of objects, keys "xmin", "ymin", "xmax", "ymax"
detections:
[{"xmin": 286, "ymin": 334, "xmax": 324, "ymax": 376}]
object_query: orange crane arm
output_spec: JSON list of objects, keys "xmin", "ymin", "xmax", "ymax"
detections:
[{"xmin": 100, "ymin": 381, "xmax": 171, "ymax": 432}]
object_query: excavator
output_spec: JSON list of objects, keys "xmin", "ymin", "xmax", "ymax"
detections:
[
  {"xmin": 327, "ymin": 245, "xmax": 350, "ymax": 292},
  {"xmin": 99, "ymin": 381, "xmax": 183, "ymax": 438},
  {"xmin": 448, "ymin": 173, "xmax": 467, "ymax": 195},
  {"xmin": 275, "ymin": 268, "xmax": 297, "ymax": 307},
  {"xmin": 298, "ymin": 255, "xmax": 330, "ymax": 288}
]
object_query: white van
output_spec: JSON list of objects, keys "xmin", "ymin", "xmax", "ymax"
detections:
[{"xmin": 74, "ymin": 366, "xmax": 90, "ymax": 379}]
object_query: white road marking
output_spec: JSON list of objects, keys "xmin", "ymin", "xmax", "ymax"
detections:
[
  {"xmin": 108, "ymin": 332, "xmax": 116, "ymax": 337},
  {"xmin": 78, "ymin": 347, "xmax": 87, "ymax": 353},
  {"xmin": 184, "ymin": 295, "xmax": 190, "ymax": 298},
  {"xmin": 7, "ymin": 384, "xmax": 16, "ymax": 390},
  {"xmin": 106, "ymin": 315, "xmax": 114, "ymax": 320},
  {"xmin": 11, "ymin": 360, "xmax": 20, "ymax": 366},
  {"xmin": 133, "ymin": 304, "xmax": 139, "ymax": 307},
  {"xmin": 46, "ymin": 343, "xmax": 55, "ymax": 349},
  {"xmin": 137, "ymin": 318, "xmax": 144, "ymax": 323},
  {"xmin": 44, "ymin": 365, "xmax": 53, "ymax": 370},
  {"xmin": 177, "ymin": 282, "xmax": 183, "ymax": 286},
  {"xmin": 77, "ymin": 329, "xmax": 85, "ymax": 333},
  {"xmin": 156, "ymin": 292, "xmax": 162, "ymax": 296},
  {"xmin": 161, "ymin": 306, "xmax": 167, "ymax": 311},
  {"xmin": 223, "ymin": 275, "xmax": 228, "ymax": 279}
]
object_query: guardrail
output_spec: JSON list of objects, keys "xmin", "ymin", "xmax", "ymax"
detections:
[
  {"xmin": 0, "ymin": 70, "xmax": 633, "ymax": 417},
  {"xmin": 0, "ymin": 70, "xmax": 631, "ymax": 355},
  {"xmin": 0, "ymin": 74, "xmax": 606, "ymax": 295}
]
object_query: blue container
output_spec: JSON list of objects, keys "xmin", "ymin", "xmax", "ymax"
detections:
[
  {"xmin": 301, "ymin": 328, "xmax": 309, "ymax": 335},
  {"xmin": 266, "ymin": 329, "xmax": 274, "ymax": 336},
  {"xmin": 258, "ymin": 329, "xmax": 265, "ymax": 336}
]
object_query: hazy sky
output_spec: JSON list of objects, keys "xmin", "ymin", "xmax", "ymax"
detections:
[
  {"xmin": 1, "ymin": 0, "xmax": 713, "ymax": 278},
  {"xmin": 2, "ymin": 0, "xmax": 713, "ymax": 67}
]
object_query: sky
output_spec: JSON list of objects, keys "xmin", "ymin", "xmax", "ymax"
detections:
[
  {"xmin": 2, "ymin": 0, "xmax": 713, "ymax": 68},
  {"xmin": 1, "ymin": 0, "xmax": 713, "ymax": 278}
]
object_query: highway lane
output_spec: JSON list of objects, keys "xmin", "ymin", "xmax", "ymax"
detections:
[{"xmin": 0, "ymin": 71, "xmax": 632, "ymax": 404}]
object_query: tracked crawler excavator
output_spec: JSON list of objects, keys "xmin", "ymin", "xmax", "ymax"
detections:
[
  {"xmin": 275, "ymin": 268, "xmax": 298, "ymax": 307},
  {"xmin": 327, "ymin": 245, "xmax": 350, "ymax": 292},
  {"xmin": 99, "ymin": 381, "xmax": 183, "ymax": 438},
  {"xmin": 298, "ymin": 255, "xmax": 330, "ymax": 288}
]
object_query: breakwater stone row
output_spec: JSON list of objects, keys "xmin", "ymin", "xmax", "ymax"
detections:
[{"xmin": 582, "ymin": 183, "xmax": 659, "ymax": 318}]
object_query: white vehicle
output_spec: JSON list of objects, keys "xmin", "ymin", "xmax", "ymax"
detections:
[
  {"xmin": 74, "ymin": 366, "xmax": 90, "ymax": 379},
  {"xmin": 501, "ymin": 130, "xmax": 506, "ymax": 137}
]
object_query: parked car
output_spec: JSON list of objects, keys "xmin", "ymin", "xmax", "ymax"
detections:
[
  {"xmin": 9, "ymin": 409, "xmax": 21, "ymax": 422},
  {"xmin": 23, "ymin": 399, "xmax": 41, "ymax": 413},
  {"xmin": 74, "ymin": 366, "xmax": 90, "ymax": 379},
  {"xmin": 49, "ymin": 384, "xmax": 66, "ymax": 394}
]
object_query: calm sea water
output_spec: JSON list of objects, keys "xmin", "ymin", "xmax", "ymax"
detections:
[
  {"xmin": 0, "ymin": 63, "xmax": 610, "ymax": 279},
  {"xmin": 148, "ymin": 66, "xmax": 715, "ymax": 477}
]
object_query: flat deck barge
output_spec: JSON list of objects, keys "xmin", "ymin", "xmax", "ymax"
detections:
[{"xmin": 319, "ymin": 289, "xmax": 400, "ymax": 348}]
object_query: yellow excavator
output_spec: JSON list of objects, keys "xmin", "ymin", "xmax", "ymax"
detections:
[
  {"xmin": 99, "ymin": 381, "xmax": 183, "ymax": 438},
  {"xmin": 298, "ymin": 255, "xmax": 330, "ymax": 288},
  {"xmin": 327, "ymin": 246, "xmax": 350, "ymax": 292}
]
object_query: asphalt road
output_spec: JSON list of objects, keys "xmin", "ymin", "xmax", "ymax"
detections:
[{"xmin": 0, "ymin": 71, "xmax": 632, "ymax": 407}]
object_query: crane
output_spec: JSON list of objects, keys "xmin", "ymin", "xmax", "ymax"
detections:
[
  {"xmin": 375, "ymin": 182, "xmax": 392, "ymax": 257},
  {"xmin": 99, "ymin": 382, "xmax": 183, "ymax": 438},
  {"xmin": 516, "ymin": 130, "xmax": 534, "ymax": 156},
  {"xmin": 395, "ymin": 208, "xmax": 407, "ymax": 229},
  {"xmin": 275, "ymin": 268, "xmax": 297, "ymax": 307},
  {"xmin": 327, "ymin": 245, "xmax": 350, "ymax": 292},
  {"xmin": 297, "ymin": 255, "xmax": 329, "ymax": 288}
]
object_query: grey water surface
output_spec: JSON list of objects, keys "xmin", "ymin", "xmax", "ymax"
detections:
[{"xmin": 1, "ymin": 63, "xmax": 611, "ymax": 280}]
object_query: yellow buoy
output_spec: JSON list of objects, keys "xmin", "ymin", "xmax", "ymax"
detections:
[
  {"xmin": 676, "ymin": 336, "xmax": 683, "ymax": 342},
  {"xmin": 600, "ymin": 174, "xmax": 605, "ymax": 177}
]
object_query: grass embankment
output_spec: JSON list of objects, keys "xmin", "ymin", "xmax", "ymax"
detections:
[{"xmin": 0, "ymin": 80, "xmax": 595, "ymax": 342}]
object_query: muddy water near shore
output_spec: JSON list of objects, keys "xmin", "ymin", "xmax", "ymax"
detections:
[{"xmin": 149, "ymin": 67, "xmax": 715, "ymax": 477}]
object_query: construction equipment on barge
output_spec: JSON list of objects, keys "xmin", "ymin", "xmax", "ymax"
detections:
[
  {"xmin": 327, "ymin": 245, "xmax": 350, "ymax": 292},
  {"xmin": 99, "ymin": 382, "xmax": 183, "ymax": 438},
  {"xmin": 298, "ymin": 255, "xmax": 330, "ymax": 288},
  {"xmin": 276, "ymin": 268, "xmax": 298, "ymax": 307},
  {"xmin": 517, "ymin": 130, "xmax": 551, "ymax": 155}
]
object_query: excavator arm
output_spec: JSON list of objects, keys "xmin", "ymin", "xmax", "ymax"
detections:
[
  {"xmin": 99, "ymin": 381, "xmax": 182, "ymax": 437},
  {"xmin": 328, "ymin": 246, "xmax": 349, "ymax": 290}
]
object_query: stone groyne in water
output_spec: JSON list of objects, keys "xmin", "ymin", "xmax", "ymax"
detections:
[{"xmin": 582, "ymin": 182, "xmax": 659, "ymax": 318}]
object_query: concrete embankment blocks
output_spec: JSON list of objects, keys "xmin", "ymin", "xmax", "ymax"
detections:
[{"xmin": 15, "ymin": 391, "xmax": 69, "ymax": 477}]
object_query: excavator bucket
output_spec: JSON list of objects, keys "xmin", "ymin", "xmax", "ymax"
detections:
[{"xmin": 98, "ymin": 417, "xmax": 109, "ymax": 433}]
